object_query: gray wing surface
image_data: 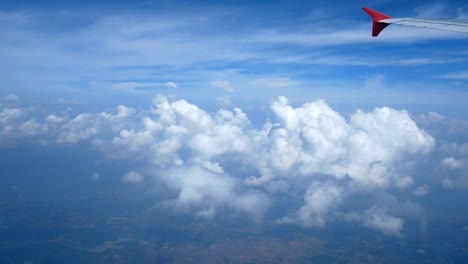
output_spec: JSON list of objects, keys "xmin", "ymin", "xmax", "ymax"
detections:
[
  {"xmin": 363, "ymin": 7, "xmax": 468, "ymax": 37},
  {"xmin": 381, "ymin": 18, "xmax": 468, "ymax": 34}
]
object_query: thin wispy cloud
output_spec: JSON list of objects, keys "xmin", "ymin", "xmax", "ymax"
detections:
[
  {"xmin": 1, "ymin": 5, "xmax": 467, "ymax": 102},
  {"xmin": 441, "ymin": 71, "xmax": 468, "ymax": 79}
]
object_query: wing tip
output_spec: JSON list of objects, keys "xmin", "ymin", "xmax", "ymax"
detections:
[
  {"xmin": 362, "ymin": 7, "xmax": 392, "ymax": 37},
  {"xmin": 362, "ymin": 7, "xmax": 392, "ymax": 21}
]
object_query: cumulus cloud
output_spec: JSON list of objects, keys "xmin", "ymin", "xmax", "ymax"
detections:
[
  {"xmin": 279, "ymin": 182, "xmax": 342, "ymax": 227},
  {"xmin": 245, "ymin": 97, "xmax": 434, "ymax": 189},
  {"xmin": 0, "ymin": 108, "xmax": 24, "ymax": 124},
  {"xmin": 122, "ymin": 171, "xmax": 144, "ymax": 184},
  {"xmin": 442, "ymin": 157, "xmax": 464, "ymax": 169},
  {"xmin": 57, "ymin": 114, "xmax": 99, "ymax": 144},
  {"xmin": 0, "ymin": 104, "xmax": 140, "ymax": 146},
  {"xmin": 19, "ymin": 119, "xmax": 46, "ymax": 136},
  {"xmin": 102, "ymin": 105, "xmax": 136, "ymax": 120},
  {"xmin": 160, "ymin": 166, "xmax": 268, "ymax": 219},
  {"xmin": 0, "ymin": 108, "xmax": 50, "ymax": 145},
  {"xmin": 109, "ymin": 96, "xmax": 434, "ymax": 227},
  {"xmin": 0, "ymin": 96, "xmax": 438, "ymax": 234},
  {"xmin": 46, "ymin": 115, "xmax": 65, "ymax": 123},
  {"xmin": 415, "ymin": 114, "xmax": 468, "ymax": 190},
  {"xmin": 361, "ymin": 206, "xmax": 404, "ymax": 236}
]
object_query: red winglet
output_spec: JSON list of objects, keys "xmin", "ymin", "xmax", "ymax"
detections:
[{"xmin": 362, "ymin": 7, "xmax": 392, "ymax": 37}]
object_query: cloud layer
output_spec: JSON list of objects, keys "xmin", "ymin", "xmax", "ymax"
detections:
[{"xmin": 0, "ymin": 95, "xmax": 438, "ymax": 235}]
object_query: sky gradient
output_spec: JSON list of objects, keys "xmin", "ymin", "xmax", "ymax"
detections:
[
  {"xmin": 1, "ymin": 0, "xmax": 468, "ymax": 108},
  {"xmin": 1, "ymin": 0, "xmax": 468, "ymax": 262}
]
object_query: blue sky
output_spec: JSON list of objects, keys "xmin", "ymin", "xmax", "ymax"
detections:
[
  {"xmin": 1, "ymin": 0, "xmax": 468, "ymax": 246},
  {"xmin": 1, "ymin": 0, "xmax": 468, "ymax": 110}
]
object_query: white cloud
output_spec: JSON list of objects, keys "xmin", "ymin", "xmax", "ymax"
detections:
[
  {"xmin": 101, "ymin": 105, "xmax": 136, "ymax": 121},
  {"xmin": 4, "ymin": 94, "xmax": 18, "ymax": 101},
  {"xmin": 418, "ymin": 112, "xmax": 446, "ymax": 123},
  {"xmin": 56, "ymin": 98, "xmax": 79, "ymax": 104},
  {"xmin": 90, "ymin": 81, "xmax": 160, "ymax": 91},
  {"xmin": 441, "ymin": 71, "xmax": 468, "ymax": 80},
  {"xmin": 413, "ymin": 185, "xmax": 429, "ymax": 197},
  {"xmin": 361, "ymin": 206, "xmax": 404, "ymax": 236},
  {"xmin": 395, "ymin": 176, "xmax": 415, "ymax": 190},
  {"xmin": 202, "ymin": 161, "xmax": 224, "ymax": 174},
  {"xmin": 62, "ymin": 127, "xmax": 98, "ymax": 143},
  {"xmin": 216, "ymin": 96, "xmax": 232, "ymax": 107},
  {"xmin": 248, "ymin": 77, "xmax": 296, "ymax": 89},
  {"xmin": 196, "ymin": 206, "xmax": 216, "ymax": 219},
  {"xmin": 442, "ymin": 178, "xmax": 454, "ymax": 189},
  {"xmin": 160, "ymin": 166, "xmax": 269, "ymax": 219},
  {"xmin": 211, "ymin": 80, "xmax": 234, "ymax": 92},
  {"xmin": 0, "ymin": 104, "xmax": 141, "ymax": 146},
  {"xmin": 166, "ymin": 82, "xmax": 177, "ymax": 89},
  {"xmin": 121, "ymin": 171, "xmax": 144, "ymax": 184},
  {"xmin": 0, "ymin": 108, "xmax": 24, "ymax": 124},
  {"xmin": 442, "ymin": 157, "xmax": 464, "ymax": 169},
  {"xmin": 0, "ymin": 108, "xmax": 50, "ymax": 144},
  {"xmin": 245, "ymin": 96, "xmax": 434, "ymax": 189},
  {"xmin": 46, "ymin": 115, "xmax": 65, "ymax": 123},
  {"xmin": 19, "ymin": 119, "xmax": 46, "ymax": 136},
  {"xmin": 279, "ymin": 182, "xmax": 342, "ymax": 227},
  {"xmin": 109, "ymin": 96, "xmax": 434, "ymax": 229},
  {"xmin": 0, "ymin": 96, "xmax": 438, "ymax": 232}
]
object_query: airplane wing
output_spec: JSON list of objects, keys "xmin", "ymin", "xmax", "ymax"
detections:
[{"xmin": 363, "ymin": 7, "xmax": 468, "ymax": 37}]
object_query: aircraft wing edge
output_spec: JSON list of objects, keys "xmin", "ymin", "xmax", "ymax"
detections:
[
  {"xmin": 381, "ymin": 18, "xmax": 468, "ymax": 34},
  {"xmin": 362, "ymin": 7, "xmax": 392, "ymax": 37},
  {"xmin": 363, "ymin": 7, "xmax": 468, "ymax": 36}
]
